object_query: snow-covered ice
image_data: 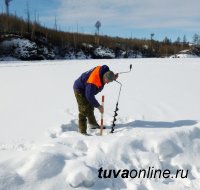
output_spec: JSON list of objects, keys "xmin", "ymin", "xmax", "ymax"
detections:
[{"xmin": 0, "ymin": 58, "xmax": 200, "ymax": 190}]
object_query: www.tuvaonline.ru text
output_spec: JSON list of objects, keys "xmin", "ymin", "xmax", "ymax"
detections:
[{"xmin": 98, "ymin": 167, "xmax": 189, "ymax": 179}]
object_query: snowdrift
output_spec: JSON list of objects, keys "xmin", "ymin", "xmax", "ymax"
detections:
[{"xmin": 0, "ymin": 58, "xmax": 200, "ymax": 190}]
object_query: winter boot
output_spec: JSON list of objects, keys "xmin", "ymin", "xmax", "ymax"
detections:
[
  {"xmin": 88, "ymin": 114, "xmax": 101, "ymax": 129},
  {"xmin": 79, "ymin": 114, "xmax": 87, "ymax": 134},
  {"xmin": 88, "ymin": 118, "xmax": 106, "ymax": 129}
]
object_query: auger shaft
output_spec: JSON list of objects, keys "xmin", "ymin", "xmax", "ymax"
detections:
[{"xmin": 110, "ymin": 64, "xmax": 132, "ymax": 133}]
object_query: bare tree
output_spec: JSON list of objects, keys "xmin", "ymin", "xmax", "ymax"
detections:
[
  {"xmin": 175, "ymin": 37, "xmax": 181, "ymax": 44},
  {"xmin": 5, "ymin": 0, "xmax": 12, "ymax": 15},
  {"xmin": 54, "ymin": 16, "xmax": 57, "ymax": 31},
  {"xmin": 193, "ymin": 33, "xmax": 200, "ymax": 45},
  {"xmin": 183, "ymin": 35, "xmax": 187, "ymax": 45},
  {"xmin": 150, "ymin": 33, "xmax": 154, "ymax": 41},
  {"xmin": 2, "ymin": 3, "xmax": 4, "ymax": 13},
  {"xmin": 95, "ymin": 20, "xmax": 101, "ymax": 35},
  {"xmin": 94, "ymin": 21, "xmax": 101, "ymax": 46},
  {"xmin": 25, "ymin": 1, "xmax": 30, "ymax": 32}
]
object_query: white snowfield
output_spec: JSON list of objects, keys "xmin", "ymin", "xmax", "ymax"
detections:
[{"xmin": 0, "ymin": 58, "xmax": 200, "ymax": 190}]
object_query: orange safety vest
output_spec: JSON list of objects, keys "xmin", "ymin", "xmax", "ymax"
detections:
[{"xmin": 87, "ymin": 66, "xmax": 102, "ymax": 88}]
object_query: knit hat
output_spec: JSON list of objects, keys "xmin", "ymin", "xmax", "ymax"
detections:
[{"xmin": 103, "ymin": 71, "xmax": 115, "ymax": 82}]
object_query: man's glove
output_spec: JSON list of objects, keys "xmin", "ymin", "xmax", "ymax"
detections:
[{"xmin": 98, "ymin": 105, "xmax": 104, "ymax": 114}]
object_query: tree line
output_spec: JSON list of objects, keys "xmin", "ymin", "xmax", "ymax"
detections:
[{"xmin": 0, "ymin": 11, "xmax": 194, "ymax": 58}]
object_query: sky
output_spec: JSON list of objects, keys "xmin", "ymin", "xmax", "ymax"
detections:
[{"xmin": 1, "ymin": 0, "xmax": 200, "ymax": 42}]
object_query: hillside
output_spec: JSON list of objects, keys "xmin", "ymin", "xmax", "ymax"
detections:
[
  {"xmin": 0, "ymin": 59, "xmax": 200, "ymax": 190},
  {"xmin": 1, "ymin": 13, "xmax": 197, "ymax": 60}
]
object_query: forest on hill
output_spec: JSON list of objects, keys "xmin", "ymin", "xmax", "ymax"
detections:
[{"xmin": 1, "ymin": 13, "xmax": 199, "ymax": 60}]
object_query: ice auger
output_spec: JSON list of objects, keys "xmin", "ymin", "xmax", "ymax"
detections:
[{"xmin": 110, "ymin": 64, "xmax": 132, "ymax": 133}]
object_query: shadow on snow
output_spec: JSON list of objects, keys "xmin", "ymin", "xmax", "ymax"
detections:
[
  {"xmin": 60, "ymin": 119, "xmax": 198, "ymax": 134},
  {"xmin": 116, "ymin": 120, "xmax": 198, "ymax": 129}
]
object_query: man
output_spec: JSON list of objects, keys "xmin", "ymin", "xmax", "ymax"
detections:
[{"xmin": 73, "ymin": 65, "xmax": 118, "ymax": 135}]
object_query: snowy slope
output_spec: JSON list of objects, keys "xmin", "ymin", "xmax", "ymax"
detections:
[
  {"xmin": 0, "ymin": 59, "xmax": 200, "ymax": 190},
  {"xmin": 170, "ymin": 54, "xmax": 199, "ymax": 58}
]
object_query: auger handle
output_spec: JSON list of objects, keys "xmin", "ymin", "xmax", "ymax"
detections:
[{"xmin": 118, "ymin": 64, "xmax": 132, "ymax": 75}]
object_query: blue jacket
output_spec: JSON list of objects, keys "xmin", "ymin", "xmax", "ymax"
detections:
[{"xmin": 73, "ymin": 65, "xmax": 110, "ymax": 108}]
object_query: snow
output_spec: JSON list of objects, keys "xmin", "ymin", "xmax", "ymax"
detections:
[
  {"xmin": 0, "ymin": 38, "xmax": 55, "ymax": 60},
  {"xmin": 169, "ymin": 49, "xmax": 200, "ymax": 58},
  {"xmin": 82, "ymin": 43, "xmax": 93, "ymax": 48},
  {"xmin": 64, "ymin": 50, "xmax": 90, "ymax": 59},
  {"xmin": 170, "ymin": 54, "xmax": 199, "ymax": 58},
  {"xmin": 1, "ymin": 38, "xmax": 37, "ymax": 58},
  {"xmin": 0, "ymin": 56, "xmax": 20, "ymax": 61},
  {"xmin": 94, "ymin": 47, "xmax": 115, "ymax": 58},
  {"xmin": 0, "ymin": 58, "xmax": 200, "ymax": 190}
]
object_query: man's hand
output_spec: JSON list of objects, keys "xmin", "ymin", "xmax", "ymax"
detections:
[{"xmin": 98, "ymin": 105, "xmax": 104, "ymax": 114}]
